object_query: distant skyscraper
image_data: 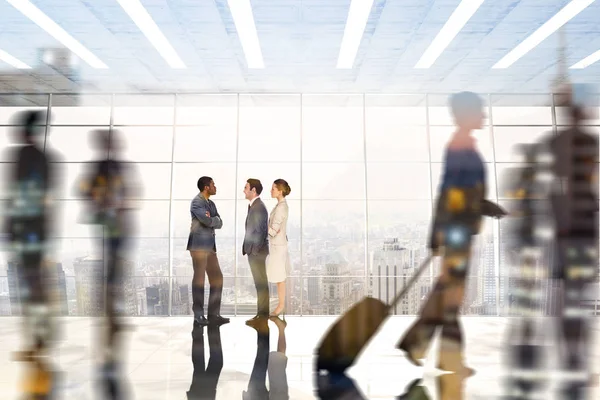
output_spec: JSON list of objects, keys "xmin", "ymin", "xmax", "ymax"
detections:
[
  {"xmin": 74, "ymin": 255, "xmax": 104, "ymax": 316},
  {"xmin": 7, "ymin": 259, "xmax": 68, "ymax": 316},
  {"xmin": 306, "ymin": 272, "xmax": 321, "ymax": 306},
  {"xmin": 321, "ymin": 252, "xmax": 354, "ymax": 315},
  {"xmin": 146, "ymin": 286, "xmax": 160, "ymax": 316},
  {"xmin": 370, "ymin": 239, "xmax": 421, "ymax": 315}
]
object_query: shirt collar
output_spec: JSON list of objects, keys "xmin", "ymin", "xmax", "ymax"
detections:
[{"xmin": 249, "ymin": 196, "xmax": 260, "ymax": 207}]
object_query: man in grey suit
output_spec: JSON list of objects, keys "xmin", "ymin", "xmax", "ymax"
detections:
[
  {"xmin": 187, "ymin": 176, "xmax": 229, "ymax": 326},
  {"xmin": 242, "ymin": 178, "xmax": 270, "ymax": 323}
]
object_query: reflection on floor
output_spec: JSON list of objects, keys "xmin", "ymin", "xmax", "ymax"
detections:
[{"xmin": 1, "ymin": 316, "xmax": 599, "ymax": 399}]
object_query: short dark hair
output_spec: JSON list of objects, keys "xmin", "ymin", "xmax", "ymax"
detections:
[
  {"xmin": 197, "ymin": 176, "xmax": 213, "ymax": 192},
  {"xmin": 449, "ymin": 92, "xmax": 483, "ymax": 120},
  {"xmin": 273, "ymin": 179, "xmax": 291, "ymax": 197},
  {"xmin": 246, "ymin": 178, "xmax": 263, "ymax": 195}
]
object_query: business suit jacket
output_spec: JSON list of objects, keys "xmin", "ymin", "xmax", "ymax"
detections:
[
  {"xmin": 242, "ymin": 198, "xmax": 269, "ymax": 256},
  {"xmin": 187, "ymin": 194, "xmax": 223, "ymax": 252}
]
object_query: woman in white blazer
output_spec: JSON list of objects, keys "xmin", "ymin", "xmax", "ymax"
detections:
[{"xmin": 267, "ymin": 179, "xmax": 291, "ymax": 317}]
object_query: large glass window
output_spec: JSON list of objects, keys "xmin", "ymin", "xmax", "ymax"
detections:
[{"xmin": 1, "ymin": 91, "xmax": 593, "ymax": 316}]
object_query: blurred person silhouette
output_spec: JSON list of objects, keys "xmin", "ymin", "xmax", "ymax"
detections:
[
  {"xmin": 396, "ymin": 92, "xmax": 506, "ymax": 374},
  {"xmin": 77, "ymin": 128, "xmax": 138, "ymax": 399},
  {"xmin": 186, "ymin": 324, "xmax": 223, "ymax": 400},
  {"xmin": 502, "ymin": 84, "xmax": 598, "ymax": 400},
  {"xmin": 268, "ymin": 316, "xmax": 289, "ymax": 400},
  {"xmin": 187, "ymin": 176, "xmax": 229, "ymax": 326},
  {"xmin": 267, "ymin": 179, "xmax": 291, "ymax": 317},
  {"xmin": 243, "ymin": 317, "xmax": 270, "ymax": 400},
  {"xmin": 242, "ymin": 179, "xmax": 270, "ymax": 325},
  {"xmin": 5, "ymin": 110, "xmax": 62, "ymax": 398},
  {"xmin": 501, "ymin": 143, "xmax": 551, "ymax": 400},
  {"xmin": 550, "ymin": 84, "xmax": 598, "ymax": 396}
]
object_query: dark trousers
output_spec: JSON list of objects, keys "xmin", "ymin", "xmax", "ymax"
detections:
[
  {"xmin": 248, "ymin": 253, "xmax": 269, "ymax": 317},
  {"xmin": 190, "ymin": 250, "xmax": 224, "ymax": 317},
  {"xmin": 399, "ymin": 240, "xmax": 472, "ymax": 370}
]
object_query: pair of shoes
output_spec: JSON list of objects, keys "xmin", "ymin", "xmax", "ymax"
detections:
[
  {"xmin": 208, "ymin": 315, "xmax": 230, "ymax": 325},
  {"xmin": 193, "ymin": 315, "xmax": 208, "ymax": 326},
  {"xmin": 397, "ymin": 341, "xmax": 423, "ymax": 367}
]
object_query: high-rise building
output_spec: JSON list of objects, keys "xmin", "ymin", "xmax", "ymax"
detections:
[
  {"xmin": 370, "ymin": 238, "xmax": 421, "ymax": 315},
  {"xmin": 321, "ymin": 252, "xmax": 354, "ymax": 315},
  {"xmin": 306, "ymin": 272, "xmax": 321, "ymax": 307},
  {"xmin": 74, "ymin": 255, "xmax": 104, "ymax": 316},
  {"xmin": 7, "ymin": 259, "xmax": 68, "ymax": 316}
]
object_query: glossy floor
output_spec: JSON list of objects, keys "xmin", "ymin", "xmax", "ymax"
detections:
[{"xmin": 1, "ymin": 316, "xmax": 598, "ymax": 399}]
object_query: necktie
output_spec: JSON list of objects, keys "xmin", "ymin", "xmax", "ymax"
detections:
[{"xmin": 248, "ymin": 204, "xmax": 251, "ymax": 212}]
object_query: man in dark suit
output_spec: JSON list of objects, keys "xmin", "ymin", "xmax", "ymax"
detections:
[
  {"xmin": 187, "ymin": 177, "xmax": 229, "ymax": 326},
  {"xmin": 242, "ymin": 179, "xmax": 270, "ymax": 323}
]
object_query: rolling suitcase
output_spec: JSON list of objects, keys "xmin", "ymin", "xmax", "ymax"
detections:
[{"xmin": 315, "ymin": 255, "xmax": 433, "ymax": 373}]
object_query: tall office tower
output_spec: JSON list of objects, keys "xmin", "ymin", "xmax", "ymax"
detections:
[
  {"xmin": 321, "ymin": 252, "xmax": 353, "ymax": 315},
  {"xmin": 8, "ymin": 260, "xmax": 69, "ymax": 316},
  {"xmin": 0, "ymin": 292, "xmax": 10, "ymax": 315},
  {"xmin": 306, "ymin": 270, "xmax": 322, "ymax": 307},
  {"xmin": 145, "ymin": 280, "xmax": 170, "ymax": 315},
  {"xmin": 146, "ymin": 286, "xmax": 160, "ymax": 316},
  {"xmin": 74, "ymin": 255, "xmax": 104, "ymax": 316},
  {"xmin": 370, "ymin": 238, "xmax": 421, "ymax": 315},
  {"xmin": 171, "ymin": 283, "xmax": 190, "ymax": 315},
  {"xmin": 481, "ymin": 234, "xmax": 496, "ymax": 315},
  {"xmin": 7, "ymin": 260, "xmax": 22, "ymax": 315}
]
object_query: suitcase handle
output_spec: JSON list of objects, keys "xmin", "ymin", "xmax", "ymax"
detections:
[{"xmin": 387, "ymin": 254, "xmax": 433, "ymax": 310}]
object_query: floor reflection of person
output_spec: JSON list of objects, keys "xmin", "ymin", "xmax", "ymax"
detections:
[
  {"xmin": 268, "ymin": 316, "xmax": 289, "ymax": 400},
  {"xmin": 187, "ymin": 325, "xmax": 223, "ymax": 400},
  {"xmin": 396, "ymin": 92, "xmax": 505, "ymax": 374},
  {"xmin": 243, "ymin": 318, "xmax": 270, "ymax": 400}
]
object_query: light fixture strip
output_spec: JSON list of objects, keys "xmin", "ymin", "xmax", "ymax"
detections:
[
  {"xmin": 6, "ymin": 0, "xmax": 108, "ymax": 69},
  {"xmin": 0, "ymin": 49, "xmax": 31, "ymax": 69},
  {"xmin": 493, "ymin": 0, "xmax": 596, "ymax": 69},
  {"xmin": 415, "ymin": 0, "xmax": 485, "ymax": 69},
  {"xmin": 336, "ymin": 0, "xmax": 375, "ymax": 69},
  {"xmin": 570, "ymin": 49, "xmax": 600, "ymax": 69},
  {"xmin": 227, "ymin": 0, "xmax": 265, "ymax": 69},
  {"xmin": 116, "ymin": 0, "xmax": 186, "ymax": 69}
]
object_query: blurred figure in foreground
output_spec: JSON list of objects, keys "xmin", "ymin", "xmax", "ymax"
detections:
[
  {"xmin": 503, "ymin": 84, "xmax": 598, "ymax": 400},
  {"xmin": 396, "ymin": 92, "xmax": 506, "ymax": 374},
  {"xmin": 77, "ymin": 129, "xmax": 139, "ymax": 399},
  {"xmin": 186, "ymin": 325, "xmax": 223, "ymax": 400},
  {"xmin": 5, "ymin": 111, "xmax": 60, "ymax": 398}
]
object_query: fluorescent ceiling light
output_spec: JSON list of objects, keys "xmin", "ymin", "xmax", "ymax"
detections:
[
  {"xmin": 415, "ymin": 0, "xmax": 484, "ymax": 69},
  {"xmin": 337, "ymin": 0, "xmax": 375, "ymax": 69},
  {"xmin": 0, "ymin": 49, "xmax": 31, "ymax": 69},
  {"xmin": 493, "ymin": 0, "xmax": 595, "ymax": 69},
  {"xmin": 116, "ymin": 0, "xmax": 186, "ymax": 69},
  {"xmin": 570, "ymin": 49, "xmax": 600, "ymax": 69},
  {"xmin": 6, "ymin": 0, "xmax": 107, "ymax": 69},
  {"xmin": 227, "ymin": 0, "xmax": 264, "ymax": 69}
]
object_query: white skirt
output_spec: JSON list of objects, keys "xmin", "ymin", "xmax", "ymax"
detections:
[{"xmin": 266, "ymin": 243, "xmax": 291, "ymax": 283}]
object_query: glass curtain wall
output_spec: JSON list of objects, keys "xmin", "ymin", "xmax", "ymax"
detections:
[{"xmin": 0, "ymin": 92, "xmax": 598, "ymax": 317}]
